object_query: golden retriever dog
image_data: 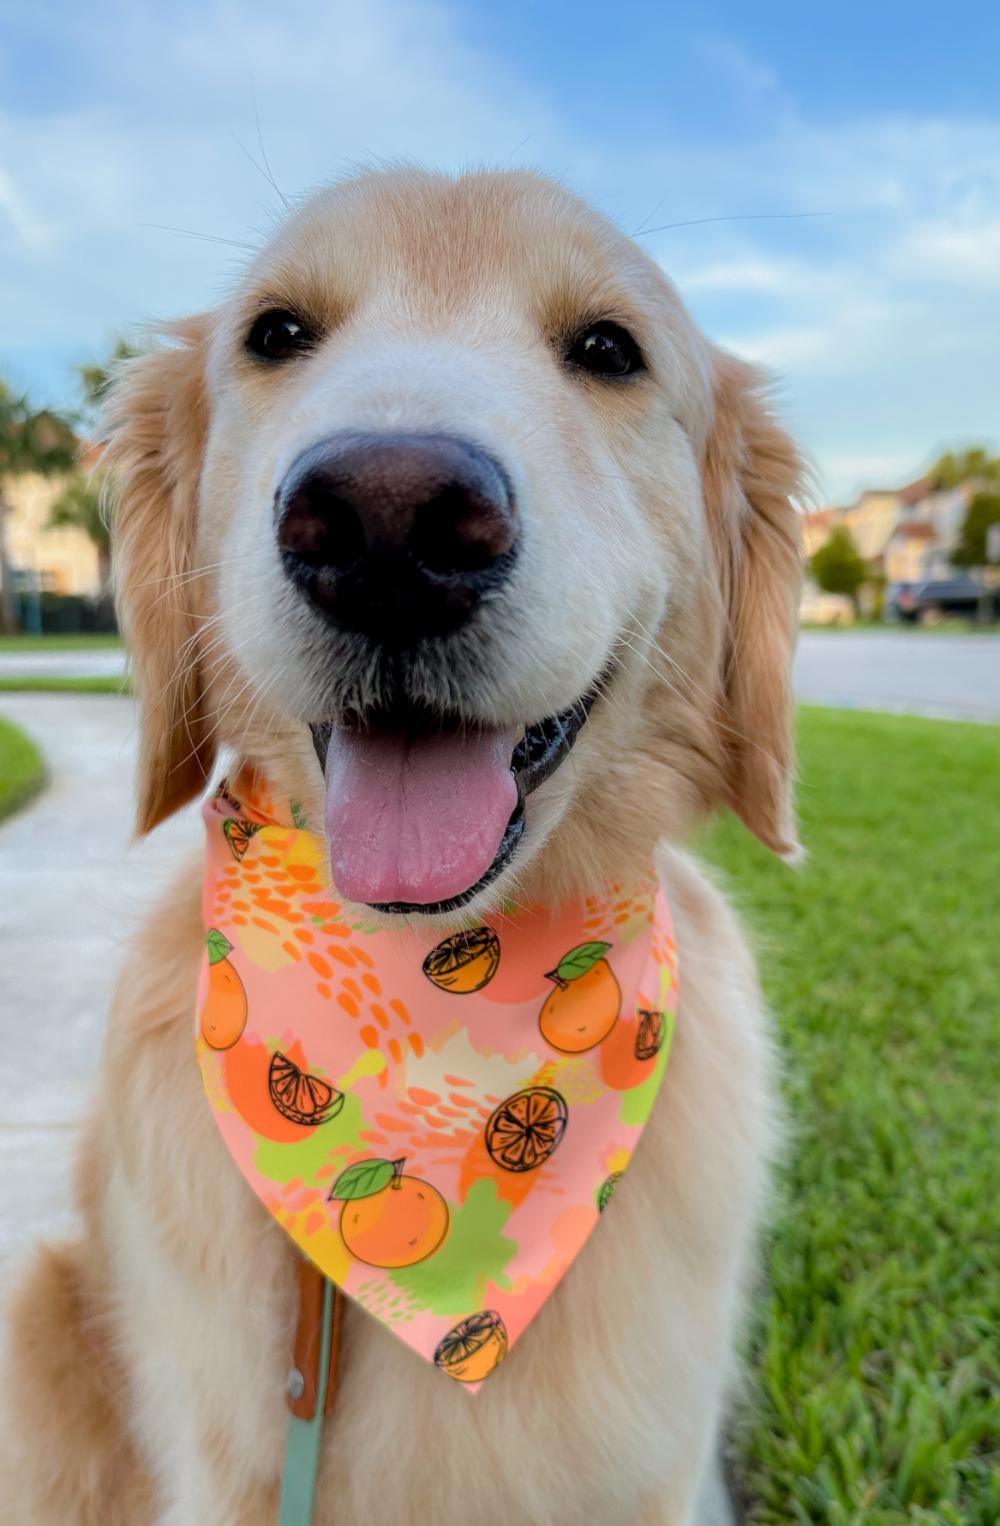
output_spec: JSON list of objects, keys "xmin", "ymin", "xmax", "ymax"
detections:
[{"xmin": 1, "ymin": 168, "xmax": 801, "ymax": 1524}]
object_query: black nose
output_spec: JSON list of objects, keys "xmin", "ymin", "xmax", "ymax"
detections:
[{"xmin": 274, "ymin": 432, "xmax": 519, "ymax": 641}]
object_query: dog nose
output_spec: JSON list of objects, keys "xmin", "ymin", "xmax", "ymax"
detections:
[{"xmin": 275, "ymin": 432, "xmax": 519, "ymax": 641}]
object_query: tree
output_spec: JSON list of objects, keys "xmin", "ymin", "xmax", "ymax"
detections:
[
  {"xmin": 952, "ymin": 490, "xmax": 1000, "ymax": 570},
  {"xmin": 0, "ymin": 381, "xmax": 78, "ymax": 632},
  {"xmin": 927, "ymin": 446, "xmax": 1000, "ymax": 492},
  {"xmin": 41, "ymin": 342, "xmax": 139, "ymax": 601},
  {"xmin": 811, "ymin": 525, "xmax": 868, "ymax": 610},
  {"xmin": 78, "ymin": 339, "xmax": 137, "ymax": 428},
  {"xmin": 47, "ymin": 471, "xmax": 111, "ymax": 591}
]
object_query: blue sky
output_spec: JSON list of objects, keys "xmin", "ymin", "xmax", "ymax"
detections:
[{"xmin": 1, "ymin": 0, "xmax": 998, "ymax": 502}]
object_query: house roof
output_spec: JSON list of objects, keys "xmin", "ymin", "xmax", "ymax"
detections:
[
  {"xmin": 896, "ymin": 521, "xmax": 935, "ymax": 540},
  {"xmin": 898, "ymin": 477, "xmax": 930, "ymax": 507},
  {"xmin": 801, "ymin": 507, "xmax": 840, "ymax": 528}
]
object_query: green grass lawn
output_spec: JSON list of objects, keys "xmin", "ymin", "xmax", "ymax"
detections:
[
  {"xmin": 0, "ymin": 633, "xmax": 122, "ymax": 651},
  {"xmin": 699, "ymin": 709, "xmax": 1000, "ymax": 1524},
  {"xmin": 0, "ymin": 675, "xmax": 130, "ymax": 694},
  {"xmin": 0, "ymin": 714, "xmax": 45, "ymax": 820}
]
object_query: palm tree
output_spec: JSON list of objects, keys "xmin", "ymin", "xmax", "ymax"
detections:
[
  {"xmin": 0, "ymin": 381, "xmax": 78, "ymax": 632},
  {"xmin": 79, "ymin": 339, "xmax": 137, "ymax": 424},
  {"xmin": 40, "ymin": 342, "xmax": 138, "ymax": 606}
]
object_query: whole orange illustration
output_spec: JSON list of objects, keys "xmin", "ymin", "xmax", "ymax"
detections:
[
  {"xmin": 330, "ymin": 1157, "xmax": 450, "ymax": 1268},
  {"xmin": 538, "ymin": 941, "xmax": 620, "ymax": 1053},
  {"xmin": 200, "ymin": 929, "xmax": 247, "ymax": 1050}
]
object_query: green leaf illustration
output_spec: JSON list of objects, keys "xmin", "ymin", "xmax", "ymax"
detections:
[
  {"xmin": 597, "ymin": 1171, "xmax": 623, "ymax": 1213},
  {"xmin": 206, "ymin": 928, "xmax": 232, "ymax": 966},
  {"xmin": 554, "ymin": 941, "xmax": 611, "ymax": 982},
  {"xmin": 329, "ymin": 1157, "xmax": 399, "ymax": 1202}
]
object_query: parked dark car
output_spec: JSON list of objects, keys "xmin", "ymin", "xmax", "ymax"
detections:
[{"xmin": 886, "ymin": 578, "xmax": 1000, "ymax": 624}]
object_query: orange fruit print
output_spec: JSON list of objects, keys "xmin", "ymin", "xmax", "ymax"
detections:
[
  {"xmin": 221, "ymin": 817, "xmax": 261, "ymax": 861},
  {"xmin": 434, "ymin": 1311, "xmax": 508, "ymax": 1383},
  {"xmin": 600, "ymin": 1006, "xmax": 666, "ymax": 1090},
  {"xmin": 225, "ymin": 1038, "xmax": 320, "ymax": 1143},
  {"xmin": 636, "ymin": 1008, "xmax": 665, "ymax": 1060},
  {"xmin": 423, "ymin": 927, "xmax": 500, "ymax": 993},
  {"xmin": 199, "ymin": 930, "xmax": 248, "ymax": 1050},
  {"xmin": 538, "ymin": 941, "xmax": 621, "ymax": 1053},
  {"xmin": 485, "ymin": 1087, "xmax": 568, "ymax": 1172},
  {"xmin": 330, "ymin": 1157, "xmax": 450, "ymax": 1268},
  {"xmin": 267, "ymin": 1051, "xmax": 344, "ymax": 1126}
]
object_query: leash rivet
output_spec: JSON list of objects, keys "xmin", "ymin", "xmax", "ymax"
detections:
[{"xmin": 287, "ymin": 1367, "xmax": 305, "ymax": 1401}]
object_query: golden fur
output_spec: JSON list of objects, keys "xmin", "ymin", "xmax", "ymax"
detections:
[{"xmin": 1, "ymin": 169, "xmax": 802, "ymax": 1524}]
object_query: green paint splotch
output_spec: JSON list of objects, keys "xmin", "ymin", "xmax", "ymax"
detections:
[
  {"xmin": 253, "ymin": 1089, "xmax": 365, "ymax": 1185},
  {"xmin": 390, "ymin": 1179, "xmax": 517, "ymax": 1316}
]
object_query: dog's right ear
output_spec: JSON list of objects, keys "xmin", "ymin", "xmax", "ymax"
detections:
[
  {"xmin": 702, "ymin": 351, "xmax": 804, "ymax": 859},
  {"xmin": 104, "ymin": 316, "xmax": 217, "ymax": 835}
]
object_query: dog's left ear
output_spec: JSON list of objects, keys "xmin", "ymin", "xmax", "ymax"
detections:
[
  {"xmin": 702, "ymin": 351, "xmax": 804, "ymax": 858},
  {"xmin": 103, "ymin": 315, "xmax": 216, "ymax": 834}
]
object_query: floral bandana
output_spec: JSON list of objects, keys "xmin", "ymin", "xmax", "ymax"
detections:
[{"xmin": 196, "ymin": 770, "xmax": 679, "ymax": 1390}]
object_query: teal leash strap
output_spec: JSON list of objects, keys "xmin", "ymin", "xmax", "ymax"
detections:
[{"xmin": 278, "ymin": 1276, "xmax": 334, "ymax": 1526}]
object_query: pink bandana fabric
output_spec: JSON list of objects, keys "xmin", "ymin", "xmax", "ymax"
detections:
[{"xmin": 196, "ymin": 771, "xmax": 678, "ymax": 1389}]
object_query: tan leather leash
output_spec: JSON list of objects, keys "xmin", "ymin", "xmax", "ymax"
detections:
[{"xmin": 278, "ymin": 1260, "xmax": 344, "ymax": 1523}]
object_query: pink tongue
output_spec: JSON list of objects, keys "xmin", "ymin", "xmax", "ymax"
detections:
[{"xmin": 323, "ymin": 726, "xmax": 520, "ymax": 906}]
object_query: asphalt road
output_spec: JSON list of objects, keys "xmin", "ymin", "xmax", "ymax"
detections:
[
  {"xmin": 793, "ymin": 630, "xmax": 1000, "ymax": 723},
  {"xmin": 0, "ymin": 648, "xmax": 127, "ymax": 678},
  {"xmin": 3, "ymin": 630, "xmax": 999, "ymax": 722}
]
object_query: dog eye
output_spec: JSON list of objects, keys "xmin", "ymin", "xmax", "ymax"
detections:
[
  {"xmin": 245, "ymin": 309, "xmax": 316, "ymax": 362},
  {"xmin": 565, "ymin": 321, "xmax": 644, "ymax": 378}
]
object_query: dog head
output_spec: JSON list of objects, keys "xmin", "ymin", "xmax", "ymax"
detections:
[{"xmin": 106, "ymin": 168, "xmax": 802, "ymax": 919}]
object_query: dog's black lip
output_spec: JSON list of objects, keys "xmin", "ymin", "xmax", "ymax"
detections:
[{"xmin": 309, "ymin": 685, "xmax": 600, "ymax": 914}]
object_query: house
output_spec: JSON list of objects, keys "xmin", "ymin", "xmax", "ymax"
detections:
[
  {"xmin": 4, "ymin": 473, "xmax": 100, "ymax": 597},
  {"xmin": 803, "ymin": 477, "xmax": 971, "ymax": 587},
  {"xmin": 2, "ymin": 439, "xmax": 105, "ymax": 600},
  {"xmin": 844, "ymin": 488, "xmax": 912, "ymax": 570},
  {"xmin": 884, "ymin": 520, "xmax": 936, "ymax": 583},
  {"xmin": 801, "ymin": 507, "xmax": 840, "ymax": 558}
]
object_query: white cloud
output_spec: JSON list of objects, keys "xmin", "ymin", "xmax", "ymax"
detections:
[
  {"xmin": 675, "ymin": 258, "xmax": 803, "ymax": 296},
  {"xmin": 0, "ymin": 167, "xmax": 53, "ymax": 249},
  {"xmin": 0, "ymin": 4, "xmax": 998, "ymax": 507},
  {"xmin": 0, "ymin": 0, "xmax": 574, "ymax": 349},
  {"xmin": 891, "ymin": 217, "xmax": 1000, "ymax": 288},
  {"xmin": 695, "ymin": 34, "xmax": 782, "ymax": 100}
]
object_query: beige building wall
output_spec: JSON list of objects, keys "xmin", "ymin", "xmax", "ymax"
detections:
[
  {"xmin": 4, "ymin": 473, "xmax": 100, "ymax": 596},
  {"xmin": 803, "ymin": 494, "xmax": 902, "ymax": 565},
  {"xmin": 801, "ymin": 510, "xmax": 838, "ymax": 557},
  {"xmin": 844, "ymin": 492, "xmax": 901, "ymax": 563},
  {"xmin": 885, "ymin": 537, "xmax": 930, "ymax": 584}
]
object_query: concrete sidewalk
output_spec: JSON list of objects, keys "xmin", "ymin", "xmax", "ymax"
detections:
[
  {"xmin": 794, "ymin": 630, "xmax": 1000, "ymax": 722},
  {"xmin": 0, "ymin": 693, "xmax": 197, "ymax": 1274}
]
